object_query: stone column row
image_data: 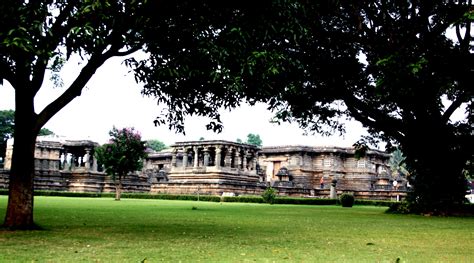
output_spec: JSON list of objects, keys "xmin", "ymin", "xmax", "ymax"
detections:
[{"xmin": 173, "ymin": 145, "xmax": 257, "ymax": 171}]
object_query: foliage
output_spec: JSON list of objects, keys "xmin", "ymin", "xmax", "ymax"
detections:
[
  {"xmin": 339, "ymin": 193, "xmax": 355, "ymax": 208},
  {"xmin": 274, "ymin": 197, "xmax": 337, "ymax": 206},
  {"xmin": 0, "ymin": 110, "xmax": 53, "ymax": 139},
  {"xmin": 38, "ymin": 128, "xmax": 54, "ymax": 136},
  {"xmin": 262, "ymin": 187, "xmax": 277, "ymax": 204},
  {"xmin": 236, "ymin": 138, "xmax": 242, "ymax": 143},
  {"xmin": 222, "ymin": 196, "xmax": 264, "ymax": 203},
  {"xmin": 95, "ymin": 127, "xmax": 147, "ymax": 200},
  {"xmin": 128, "ymin": 1, "xmax": 472, "ymax": 212},
  {"xmin": 246, "ymin": 133, "xmax": 262, "ymax": 147},
  {"xmin": 1, "ymin": 0, "xmax": 471, "ymax": 227},
  {"xmin": 0, "ymin": 110, "xmax": 14, "ymax": 143},
  {"xmin": 389, "ymin": 148, "xmax": 407, "ymax": 176},
  {"xmin": 145, "ymin": 139, "xmax": 167, "ymax": 152},
  {"xmin": 95, "ymin": 127, "xmax": 147, "ymax": 180}
]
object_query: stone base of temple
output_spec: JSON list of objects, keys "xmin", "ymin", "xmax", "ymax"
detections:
[
  {"xmin": 0, "ymin": 169, "xmax": 407, "ymax": 201},
  {"xmin": 150, "ymin": 181, "xmax": 266, "ymax": 196},
  {"xmin": 0, "ymin": 169, "xmax": 150, "ymax": 193}
]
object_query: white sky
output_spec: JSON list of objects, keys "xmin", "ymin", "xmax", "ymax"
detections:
[{"xmin": 0, "ymin": 55, "xmax": 374, "ymax": 148}]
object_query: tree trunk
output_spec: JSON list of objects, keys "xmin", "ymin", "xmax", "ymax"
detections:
[
  {"xmin": 115, "ymin": 176, "xmax": 122, "ymax": 201},
  {"xmin": 403, "ymin": 124, "xmax": 468, "ymax": 214},
  {"xmin": 3, "ymin": 94, "xmax": 38, "ymax": 229}
]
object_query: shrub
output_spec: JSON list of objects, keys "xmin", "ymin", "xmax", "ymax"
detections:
[
  {"xmin": 275, "ymin": 197, "xmax": 338, "ymax": 205},
  {"xmin": 262, "ymin": 187, "xmax": 277, "ymax": 204},
  {"xmin": 222, "ymin": 196, "xmax": 264, "ymax": 203},
  {"xmin": 339, "ymin": 193, "xmax": 355, "ymax": 207}
]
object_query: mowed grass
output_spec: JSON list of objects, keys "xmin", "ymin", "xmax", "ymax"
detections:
[{"xmin": 0, "ymin": 196, "xmax": 473, "ymax": 262}]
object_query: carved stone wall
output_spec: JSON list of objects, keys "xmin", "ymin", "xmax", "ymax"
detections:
[{"xmin": 0, "ymin": 138, "xmax": 408, "ymax": 201}]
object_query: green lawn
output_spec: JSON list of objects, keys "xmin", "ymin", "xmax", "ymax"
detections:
[{"xmin": 0, "ymin": 196, "xmax": 473, "ymax": 262}]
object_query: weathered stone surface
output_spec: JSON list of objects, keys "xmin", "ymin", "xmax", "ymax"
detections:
[{"xmin": 0, "ymin": 138, "xmax": 407, "ymax": 201}]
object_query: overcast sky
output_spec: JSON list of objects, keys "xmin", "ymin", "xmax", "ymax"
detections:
[{"xmin": 0, "ymin": 55, "xmax": 374, "ymax": 148}]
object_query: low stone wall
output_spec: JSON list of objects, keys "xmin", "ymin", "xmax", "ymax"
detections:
[
  {"xmin": 0, "ymin": 169, "xmax": 150, "ymax": 193},
  {"xmin": 151, "ymin": 181, "xmax": 266, "ymax": 196},
  {"xmin": 0, "ymin": 169, "xmax": 407, "ymax": 201}
]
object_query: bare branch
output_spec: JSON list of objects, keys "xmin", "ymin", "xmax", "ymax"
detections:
[{"xmin": 442, "ymin": 94, "xmax": 469, "ymax": 123}]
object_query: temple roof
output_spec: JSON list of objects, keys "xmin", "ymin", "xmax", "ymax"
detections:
[
  {"xmin": 172, "ymin": 140, "xmax": 259, "ymax": 149},
  {"xmin": 261, "ymin": 145, "xmax": 390, "ymax": 158}
]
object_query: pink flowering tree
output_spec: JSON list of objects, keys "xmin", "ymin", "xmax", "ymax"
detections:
[{"xmin": 95, "ymin": 127, "xmax": 147, "ymax": 201}]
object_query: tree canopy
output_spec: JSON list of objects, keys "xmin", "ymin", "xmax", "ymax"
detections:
[
  {"xmin": 146, "ymin": 139, "xmax": 167, "ymax": 152},
  {"xmin": 1, "ymin": 0, "xmax": 472, "ymax": 228},
  {"xmin": 246, "ymin": 133, "xmax": 263, "ymax": 147},
  {"xmin": 132, "ymin": 1, "xmax": 472, "ymax": 212},
  {"xmin": 95, "ymin": 127, "xmax": 147, "ymax": 200}
]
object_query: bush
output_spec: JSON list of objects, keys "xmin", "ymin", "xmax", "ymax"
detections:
[
  {"xmin": 354, "ymin": 199, "xmax": 395, "ymax": 207},
  {"xmin": 339, "ymin": 193, "xmax": 355, "ymax": 207},
  {"xmin": 222, "ymin": 196, "xmax": 264, "ymax": 203},
  {"xmin": 262, "ymin": 187, "xmax": 277, "ymax": 204},
  {"xmin": 275, "ymin": 197, "xmax": 337, "ymax": 205}
]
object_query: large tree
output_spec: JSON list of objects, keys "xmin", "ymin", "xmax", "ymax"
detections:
[
  {"xmin": 95, "ymin": 127, "xmax": 147, "ymax": 201},
  {"xmin": 133, "ymin": 1, "xmax": 472, "ymax": 213},
  {"xmin": 0, "ymin": 0, "xmax": 471, "ymax": 229},
  {"xmin": 0, "ymin": 0, "xmax": 271, "ymax": 229}
]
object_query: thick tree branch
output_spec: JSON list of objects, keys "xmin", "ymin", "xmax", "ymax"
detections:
[
  {"xmin": 114, "ymin": 46, "xmax": 142, "ymax": 57},
  {"xmin": 35, "ymin": 53, "xmax": 111, "ymax": 130},
  {"xmin": 442, "ymin": 94, "xmax": 469, "ymax": 123},
  {"xmin": 343, "ymin": 92, "xmax": 405, "ymax": 142}
]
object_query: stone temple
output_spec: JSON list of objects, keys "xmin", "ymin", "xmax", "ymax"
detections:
[{"xmin": 0, "ymin": 136, "xmax": 407, "ymax": 200}]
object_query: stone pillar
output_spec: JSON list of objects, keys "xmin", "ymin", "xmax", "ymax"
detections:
[
  {"xmin": 225, "ymin": 148, "xmax": 232, "ymax": 167},
  {"xmin": 252, "ymin": 154, "xmax": 257, "ymax": 171},
  {"xmin": 49, "ymin": 157, "xmax": 56, "ymax": 170},
  {"xmin": 70, "ymin": 154, "xmax": 75, "ymax": 170},
  {"xmin": 233, "ymin": 149, "xmax": 240, "ymax": 168},
  {"xmin": 242, "ymin": 151, "xmax": 248, "ymax": 170},
  {"xmin": 84, "ymin": 149, "xmax": 91, "ymax": 170},
  {"xmin": 182, "ymin": 148, "xmax": 189, "ymax": 168},
  {"xmin": 330, "ymin": 179, "xmax": 337, "ymax": 199},
  {"xmin": 92, "ymin": 156, "xmax": 98, "ymax": 172},
  {"xmin": 203, "ymin": 148, "xmax": 210, "ymax": 166},
  {"xmin": 171, "ymin": 149, "xmax": 177, "ymax": 167},
  {"xmin": 60, "ymin": 152, "xmax": 65, "ymax": 170},
  {"xmin": 193, "ymin": 146, "xmax": 199, "ymax": 168},
  {"xmin": 215, "ymin": 147, "xmax": 221, "ymax": 168}
]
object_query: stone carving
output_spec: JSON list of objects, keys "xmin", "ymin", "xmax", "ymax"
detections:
[{"xmin": 0, "ymin": 138, "xmax": 407, "ymax": 200}]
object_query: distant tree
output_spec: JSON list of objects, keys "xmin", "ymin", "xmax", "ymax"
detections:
[
  {"xmin": 246, "ymin": 133, "xmax": 262, "ymax": 147},
  {"xmin": 38, "ymin": 128, "xmax": 54, "ymax": 136},
  {"xmin": 0, "ymin": 110, "xmax": 53, "ymax": 158},
  {"xmin": 0, "ymin": 110, "xmax": 15, "ymax": 163},
  {"xmin": 199, "ymin": 137, "xmax": 205, "ymax": 141},
  {"xmin": 0, "ymin": 110, "xmax": 15, "ymax": 142},
  {"xmin": 389, "ymin": 148, "xmax": 409, "ymax": 178},
  {"xmin": 95, "ymin": 127, "xmax": 147, "ymax": 201},
  {"xmin": 236, "ymin": 138, "xmax": 242, "ymax": 143},
  {"xmin": 146, "ymin": 140, "xmax": 167, "ymax": 152}
]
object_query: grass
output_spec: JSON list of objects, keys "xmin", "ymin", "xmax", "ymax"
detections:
[{"xmin": 0, "ymin": 196, "xmax": 473, "ymax": 262}]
